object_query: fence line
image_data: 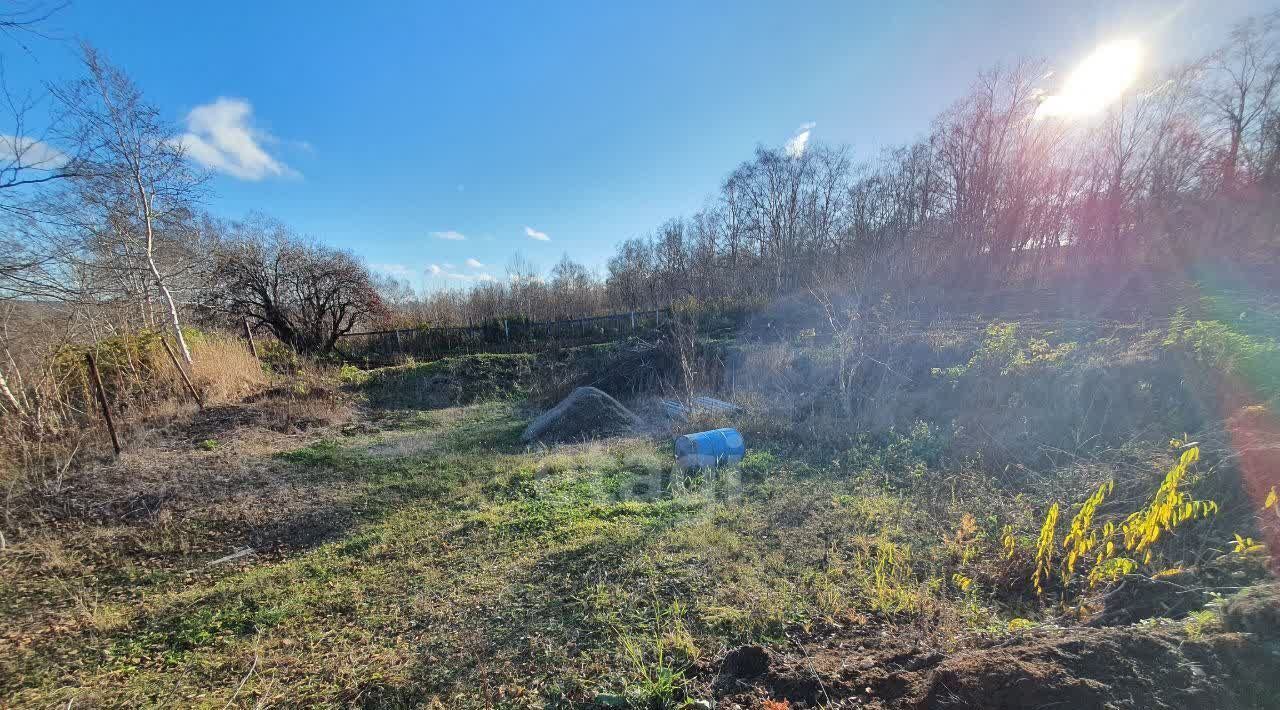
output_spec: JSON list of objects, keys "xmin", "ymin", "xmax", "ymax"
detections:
[{"xmin": 336, "ymin": 295, "xmax": 1202, "ymax": 367}]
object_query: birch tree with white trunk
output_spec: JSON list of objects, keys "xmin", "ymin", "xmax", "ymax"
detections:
[{"xmin": 51, "ymin": 44, "xmax": 206, "ymax": 363}]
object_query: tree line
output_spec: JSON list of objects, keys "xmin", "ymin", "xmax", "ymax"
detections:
[
  {"xmin": 381, "ymin": 11, "xmax": 1280, "ymax": 325},
  {"xmin": 5, "ymin": 8, "xmax": 1280, "ymax": 365}
]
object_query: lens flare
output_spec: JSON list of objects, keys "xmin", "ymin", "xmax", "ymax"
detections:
[{"xmin": 1037, "ymin": 39, "xmax": 1143, "ymax": 119}]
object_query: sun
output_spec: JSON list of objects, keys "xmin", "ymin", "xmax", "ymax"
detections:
[{"xmin": 1037, "ymin": 39, "xmax": 1143, "ymax": 119}]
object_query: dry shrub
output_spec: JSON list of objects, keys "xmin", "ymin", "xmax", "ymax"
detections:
[
  {"xmin": 1, "ymin": 329, "xmax": 271, "ymax": 505},
  {"xmin": 526, "ymin": 344, "xmax": 666, "ymax": 407},
  {"xmin": 721, "ymin": 317, "xmax": 1213, "ymax": 472},
  {"xmin": 182, "ymin": 333, "xmax": 266, "ymax": 404},
  {"xmin": 3, "ymin": 328, "xmax": 266, "ymax": 445}
]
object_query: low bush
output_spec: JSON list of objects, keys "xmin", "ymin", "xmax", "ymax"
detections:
[{"xmin": 1164, "ymin": 312, "xmax": 1280, "ymax": 402}]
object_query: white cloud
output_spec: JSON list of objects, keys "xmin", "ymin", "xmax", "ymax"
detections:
[
  {"xmin": 371, "ymin": 263, "xmax": 416, "ymax": 280},
  {"xmin": 432, "ymin": 230, "xmax": 467, "ymax": 241},
  {"xmin": 525, "ymin": 226, "xmax": 550, "ymax": 241},
  {"xmin": 179, "ymin": 98, "xmax": 295, "ymax": 180},
  {"xmin": 428, "ymin": 262, "xmax": 495, "ymax": 282},
  {"xmin": 0, "ymin": 135, "xmax": 67, "ymax": 170},
  {"xmin": 785, "ymin": 122, "xmax": 815, "ymax": 158},
  {"xmin": 465, "ymin": 258, "xmax": 484, "ymax": 269}
]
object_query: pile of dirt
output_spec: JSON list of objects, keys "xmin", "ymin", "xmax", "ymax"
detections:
[
  {"xmin": 521, "ymin": 386, "xmax": 645, "ymax": 443},
  {"xmin": 711, "ymin": 585, "xmax": 1280, "ymax": 709}
]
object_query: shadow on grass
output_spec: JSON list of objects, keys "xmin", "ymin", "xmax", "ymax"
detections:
[{"xmin": 388, "ymin": 501, "xmax": 702, "ymax": 708}]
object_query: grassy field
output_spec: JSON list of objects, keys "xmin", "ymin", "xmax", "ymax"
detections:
[
  {"xmin": 2, "ymin": 323, "xmax": 1277, "ymax": 708},
  {"xmin": 0, "ymin": 403, "xmax": 1018, "ymax": 706}
]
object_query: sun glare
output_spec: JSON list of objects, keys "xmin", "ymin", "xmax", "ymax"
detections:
[{"xmin": 1037, "ymin": 39, "xmax": 1143, "ymax": 119}]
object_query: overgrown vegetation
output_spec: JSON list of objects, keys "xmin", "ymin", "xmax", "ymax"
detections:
[{"xmin": 2, "ymin": 312, "xmax": 1275, "ymax": 707}]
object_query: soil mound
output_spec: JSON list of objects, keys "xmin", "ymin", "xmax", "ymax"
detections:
[
  {"xmin": 521, "ymin": 386, "xmax": 645, "ymax": 443},
  {"xmin": 1093, "ymin": 553, "xmax": 1272, "ymax": 626},
  {"xmin": 1223, "ymin": 583, "xmax": 1280, "ymax": 634},
  {"xmin": 712, "ymin": 586, "xmax": 1280, "ymax": 709},
  {"xmin": 720, "ymin": 645, "xmax": 771, "ymax": 679},
  {"xmin": 909, "ymin": 627, "xmax": 1274, "ymax": 709}
]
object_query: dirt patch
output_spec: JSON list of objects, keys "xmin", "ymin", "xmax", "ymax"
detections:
[
  {"xmin": 171, "ymin": 404, "xmax": 262, "ymax": 443},
  {"xmin": 242, "ymin": 384, "xmax": 350, "ymax": 432},
  {"xmin": 712, "ymin": 586, "xmax": 1280, "ymax": 709},
  {"xmin": 909, "ymin": 629, "xmax": 1272, "ymax": 709},
  {"xmin": 166, "ymin": 385, "xmax": 349, "ymax": 446},
  {"xmin": 521, "ymin": 386, "xmax": 646, "ymax": 444},
  {"xmin": 20, "ymin": 383, "xmax": 360, "ymax": 547},
  {"xmin": 248, "ymin": 505, "xmax": 356, "ymax": 550}
]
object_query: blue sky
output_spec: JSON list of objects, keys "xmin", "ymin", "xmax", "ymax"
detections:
[{"xmin": 9, "ymin": 0, "xmax": 1273, "ymax": 290}]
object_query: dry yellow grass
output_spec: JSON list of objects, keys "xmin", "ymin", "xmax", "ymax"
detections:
[{"xmin": 152, "ymin": 332, "xmax": 267, "ymax": 405}]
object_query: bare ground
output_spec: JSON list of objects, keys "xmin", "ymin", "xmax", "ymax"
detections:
[{"xmin": 710, "ymin": 587, "xmax": 1280, "ymax": 709}]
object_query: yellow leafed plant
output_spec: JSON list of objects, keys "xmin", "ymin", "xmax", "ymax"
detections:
[
  {"xmin": 1029, "ymin": 445, "xmax": 1218, "ymax": 599},
  {"xmin": 1032, "ymin": 503, "xmax": 1059, "ymax": 595},
  {"xmin": 1233, "ymin": 533, "xmax": 1264, "ymax": 554},
  {"xmin": 1061, "ymin": 480, "xmax": 1114, "ymax": 587},
  {"xmin": 1001, "ymin": 524, "xmax": 1017, "ymax": 559},
  {"xmin": 1117, "ymin": 446, "xmax": 1217, "ymax": 565}
]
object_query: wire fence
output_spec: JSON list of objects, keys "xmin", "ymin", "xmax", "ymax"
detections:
[{"xmin": 336, "ymin": 279, "xmax": 1280, "ymax": 368}]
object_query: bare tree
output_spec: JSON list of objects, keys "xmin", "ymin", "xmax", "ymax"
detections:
[
  {"xmin": 350, "ymin": 10, "xmax": 1280, "ymax": 328},
  {"xmin": 211, "ymin": 216, "xmax": 387, "ymax": 353},
  {"xmin": 0, "ymin": 1, "xmax": 66, "ymax": 52},
  {"xmin": 51, "ymin": 45, "xmax": 206, "ymax": 362},
  {"xmin": 1201, "ymin": 11, "xmax": 1280, "ymax": 187}
]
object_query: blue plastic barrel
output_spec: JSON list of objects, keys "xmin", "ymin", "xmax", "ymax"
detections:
[{"xmin": 675, "ymin": 428, "xmax": 745, "ymax": 469}]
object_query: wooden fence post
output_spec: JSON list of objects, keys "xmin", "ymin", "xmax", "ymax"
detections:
[
  {"xmin": 242, "ymin": 317, "xmax": 260, "ymax": 359},
  {"xmin": 161, "ymin": 337, "xmax": 205, "ymax": 410},
  {"xmin": 85, "ymin": 352, "xmax": 121, "ymax": 456}
]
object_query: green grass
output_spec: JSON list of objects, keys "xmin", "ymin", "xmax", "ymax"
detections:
[
  {"xmin": 4, "ymin": 392, "xmax": 1035, "ymax": 708},
  {"xmin": 9, "ymin": 328, "xmax": 1250, "ymax": 708}
]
